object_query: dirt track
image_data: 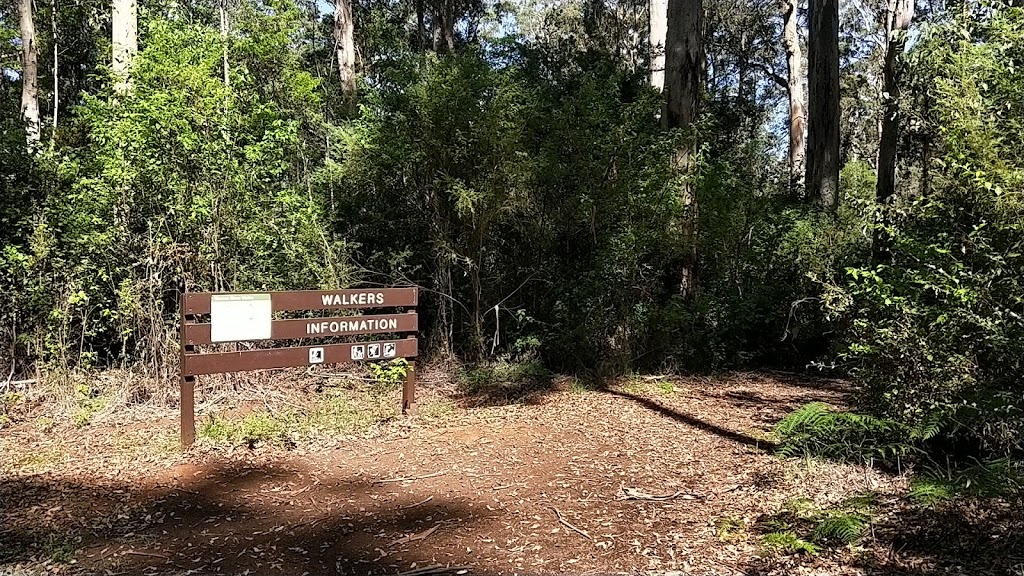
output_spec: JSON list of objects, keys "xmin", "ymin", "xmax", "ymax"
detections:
[{"xmin": 2, "ymin": 373, "xmax": 1020, "ymax": 575}]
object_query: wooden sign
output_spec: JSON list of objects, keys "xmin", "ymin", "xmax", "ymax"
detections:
[{"xmin": 179, "ymin": 287, "xmax": 419, "ymax": 449}]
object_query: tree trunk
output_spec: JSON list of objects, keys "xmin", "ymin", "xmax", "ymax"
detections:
[
  {"xmin": 51, "ymin": 0, "xmax": 58, "ymax": 132},
  {"xmin": 875, "ymin": 0, "xmax": 913, "ymax": 204},
  {"xmin": 416, "ymin": 0, "xmax": 425, "ymax": 51},
  {"xmin": 220, "ymin": 0, "xmax": 230, "ymax": 87},
  {"xmin": 111, "ymin": 0, "xmax": 137, "ymax": 94},
  {"xmin": 806, "ymin": 0, "xmax": 839, "ymax": 211},
  {"xmin": 781, "ymin": 0, "xmax": 806, "ymax": 196},
  {"xmin": 433, "ymin": 0, "xmax": 454, "ymax": 54},
  {"xmin": 650, "ymin": 0, "xmax": 667, "ymax": 90},
  {"xmin": 18, "ymin": 0, "xmax": 40, "ymax": 147},
  {"xmin": 664, "ymin": 0, "xmax": 703, "ymax": 298},
  {"xmin": 334, "ymin": 0, "xmax": 356, "ymax": 98},
  {"xmin": 873, "ymin": 0, "xmax": 913, "ymax": 260}
]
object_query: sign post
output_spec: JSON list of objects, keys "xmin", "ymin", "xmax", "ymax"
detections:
[{"xmin": 179, "ymin": 288, "xmax": 419, "ymax": 449}]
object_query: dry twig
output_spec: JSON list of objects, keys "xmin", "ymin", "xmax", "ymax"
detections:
[
  {"xmin": 550, "ymin": 506, "xmax": 591, "ymax": 540},
  {"xmin": 377, "ymin": 470, "xmax": 446, "ymax": 483},
  {"xmin": 401, "ymin": 496, "xmax": 434, "ymax": 509},
  {"xmin": 389, "ymin": 524, "xmax": 440, "ymax": 546},
  {"xmin": 396, "ymin": 565, "xmax": 469, "ymax": 576}
]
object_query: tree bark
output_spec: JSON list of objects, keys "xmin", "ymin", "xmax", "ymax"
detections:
[
  {"xmin": 416, "ymin": 0, "xmax": 425, "ymax": 51},
  {"xmin": 220, "ymin": 0, "xmax": 230, "ymax": 87},
  {"xmin": 664, "ymin": 0, "xmax": 703, "ymax": 298},
  {"xmin": 433, "ymin": 0, "xmax": 454, "ymax": 54},
  {"xmin": 875, "ymin": 0, "xmax": 913, "ymax": 205},
  {"xmin": 111, "ymin": 0, "xmax": 137, "ymax": 94},
  {"xmin": 52, "ymin": 0, "xmax": 58, "ymax": 132},
  {"xmin": 650, "ymin": 0, "xmax": 668, "ymax": 90},
  {"xmin": 334, "ymin": 0, "xmax": 356, "ymax": 98},
  {"xmin": 781, "ymin": 0, "xmax": 806, "ymax": 196},
  {"xmin": 806, "ymin": 0, "xmax": 839, "ymax": 211},
  {"xmin": 873, "ymin": 0, "xmax": 913, "ymax": 260},
  {"xmin": 18, "ymin": 0, "xmax": 40, "ymax": 147}
]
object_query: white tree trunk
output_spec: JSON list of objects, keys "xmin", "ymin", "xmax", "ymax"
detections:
[
  {"xmin": 334, "ymin": 0, "xmax": 356, "ymax": 97},
  {"xmin": 112, "ymin": 0, "xmax": 137, "ymax": 94},
  {"xmin": 18, "ymin": 0, "xmax": 40, "ymax": 147},
  {"xmin": 650, "ymin": 0, "xmax": 667, "ymax": 91},
  {"xmin": 781, "ymin": 0, "xmax": 805, "ymax": 194}
]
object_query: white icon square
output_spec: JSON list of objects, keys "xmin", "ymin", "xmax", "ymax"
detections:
[
  {"xmin": 309, "ymin": 347, "xmax": 325, "ymax": 364},
  {"xmin": 382, "ymin": 342, "xmax": 397, "ymax": 358},
  {"xmin": 351, "ymin": 345, "xmax": 365, "ymax": 361},
  {"xmin": 367, "ymin": 343, "xmax": 381, "ymax": 359}
]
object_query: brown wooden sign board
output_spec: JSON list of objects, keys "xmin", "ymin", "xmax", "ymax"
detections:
[
  {"xmin": 179, "ymin": 287, "xmax": 419, "ymax": 449},
  {"xmin": 183, "ymin": 288, "xmax": 418, "ymax": 315}
]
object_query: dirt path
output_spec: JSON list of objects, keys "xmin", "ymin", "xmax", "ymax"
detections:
[{"xmin": 2, "ymin": 373, "xmax": 1014, "ymax": 575}]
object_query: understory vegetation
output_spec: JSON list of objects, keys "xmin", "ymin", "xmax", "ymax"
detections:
[{"xmin": 2, "ymin": 0, "xmax": 1023, "ymax": 479}]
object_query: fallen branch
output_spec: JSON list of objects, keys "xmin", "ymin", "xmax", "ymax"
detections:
[
  {"xmin": 376, "ymin": 470, "xmax": 445, "ymax": 484},
  {"xmin": 396, "ymin": 565, "xmax": 469, "ymax": 576},
  {"xmin": 389, "ymin": 524, "xmax": 439, "ymax": 546},
  {"xmin": 550, "ymin": 506, "xmax": 591, "ymax": 540},
  {"xmin": 401, "ymin": 496, "xmax": 433, "ymax": 509},
  {"xmin": 617, "ymin": 487, "xmax": 701, "ymax": 501}
]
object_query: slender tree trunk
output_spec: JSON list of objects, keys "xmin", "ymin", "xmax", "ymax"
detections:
[
  {"xmin": 875, "ymin": 0, "xmax": 913, "ymax": 204},
  {"xmin": 664, "ymin": 0, "xmax": 703, "ymax": 298},
  {"xmin": 416, "ymin": 0, "xmax": 425, "ymax": 51},
  {"xmin": 334, "ymin": 0, "xmax": 356, "ymax": 98},
  {"xmin": 873, "ymin": 0, "xmax": 914, "ymax": 260},
  {"xmin": 220, "ymin": 0, "xmax": 229, "ymax": 87},
  {"xmin": 806, "ymin": 0, "xmax": 839, "ymax": 211},
  {"xmin": 650, "ymin": 0, "xmax": 668, "ymax": 90},
  {"xmin": 51, "ymin": 0, "xmax": 58, "ymax": 132},
  {"xmin": 18, "ymin": 0, "xmax": 40, "ymax": 148},
  {"xmin": 781, "ymin": 0, "xmax": 806, "ymax": 195},
  {"xmin": 433, "ymin": 0, "xmax": 454, "ymax": 53},
  {"xmin": 111, "ymin": 0, "xmax": 137, "ymax": 94}
]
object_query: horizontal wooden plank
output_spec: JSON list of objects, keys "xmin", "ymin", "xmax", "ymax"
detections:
[
  {"xmin": 183, "ymin": 288, "xmax": 418, "ymax": 315},
  {"xmin": 183, "ymin": 313, "xmax": 418, "ymax": 345},
  {"xmin": 183, "ymin": 338, "xmax": 418, "ymax": 376}
]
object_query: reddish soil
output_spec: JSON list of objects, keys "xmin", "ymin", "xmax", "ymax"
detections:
[{"xmin": 2, "ymin": 372, "xmax": 1021, "ymax": 576}]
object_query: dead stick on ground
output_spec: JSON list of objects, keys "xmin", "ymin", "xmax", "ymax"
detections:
[
  {"xmin": 550, "ymin": 506, "xmax": 591, "ymax": 540},
  {"xmin": 377, "ymin": 470, "xmax": 445, "ymax": 483},
  {"xmin": 395, "ymin": 563, "xmax": 469, "ymax": 576},
  {"xmin": 390, "ymin": 524, "xmax": 440, "ymax": 546},
  {"xmin": 401, "ymin": 496, "xmax": 433, "ymax": 509}
]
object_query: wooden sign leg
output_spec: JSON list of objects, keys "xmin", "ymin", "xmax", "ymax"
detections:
[
  {"xmin": 402, "ymin": 360, "xmax": 416, "ymax": 415},
  {"xmin": 181, "ymin": 375, "xmax": 196, "ymax": 448}
]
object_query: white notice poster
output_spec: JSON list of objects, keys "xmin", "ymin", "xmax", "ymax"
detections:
[{"xmin": 210, "ymin": 294, "xmax": 272, "ymax": 343}]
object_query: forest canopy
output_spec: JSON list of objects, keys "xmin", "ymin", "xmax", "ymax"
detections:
[{"xmin": 2, "ymin": 0, "xmax": 1023, "ymax": 456}]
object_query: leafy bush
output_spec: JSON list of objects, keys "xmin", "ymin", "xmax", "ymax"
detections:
[
  {"xmin": 838, "ymin": 3, "xmax": 1024, "ymax": 454},
  {"xmin": 774, "ymin": 402, "xmax": 937, "ymax": 464}
]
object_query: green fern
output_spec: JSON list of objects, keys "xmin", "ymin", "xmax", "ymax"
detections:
[
  {"xmin": 811, "ymin": 512, "xmax": 868, "ymax": 545},
  {"xmin": 774, "ymin": 402, "xmax": 923, "ymax": 464},
  {"xmin": 761, "ymin": 531, "xmax": 820, "ymax": 555}
]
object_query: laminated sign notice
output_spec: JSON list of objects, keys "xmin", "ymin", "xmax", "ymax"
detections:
[{"xmin": 210, "ymin": 294, "xmax": 272, "ymax": 343}]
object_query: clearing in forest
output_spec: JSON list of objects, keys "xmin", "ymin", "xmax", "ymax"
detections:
[{"xmin": 1, "ymin": 371, "xmax": 1020, "ymax": 575}]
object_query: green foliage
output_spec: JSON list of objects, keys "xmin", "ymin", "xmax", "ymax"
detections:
[
  {"xmin": 836, "ymin": 3, "xmax": 1024, "ymax": 454},
  {"xmin": 73, "ymin": 384, "xmax": 107, "ymax": 427},
  {"xmin": 910, "ymin": 458, "xmax": 1024, "ymax": 505},
  {"xmin": 758, "ymin": 493, "xmax": 877, "ymax": 555},
  {"xmin": 368, "ymin": 359, "xmax": 409, "ymax": 389},
  {"xmin": 716, "ymin": 516, "xmax": 747, "ymax": 542},
  {"xmin": 760, "ymin": 531, "xmax": 820, "ymax": 556},
  {"xmin": 774, "ymin": 402, "xmax": 934, "ymax": 464}
]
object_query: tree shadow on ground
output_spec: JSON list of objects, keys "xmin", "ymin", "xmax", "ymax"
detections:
[
  {"xmin": 598, "ymin": 387, "xmax": 777, "ymax": 451},
  {"xmin": 0, "ymin": 460, "xmax": 494, "ymax": 575}
]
